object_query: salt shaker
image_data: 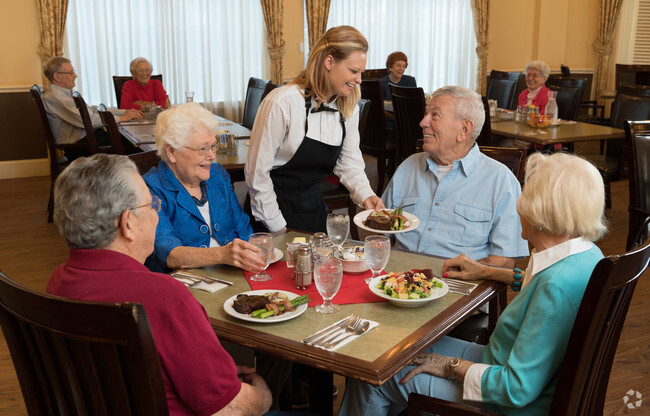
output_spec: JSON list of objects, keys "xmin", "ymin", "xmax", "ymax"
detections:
[
  {"xmin": 285, "ymin": 242, "xmax": 303, "ymax": 279},
  {"xmin": 295, "ymin": 245, "xmax": 312, "ymax": 289}
]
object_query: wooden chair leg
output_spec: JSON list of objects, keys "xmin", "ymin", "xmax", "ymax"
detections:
[{"xmin": 47, "ymin": 183, "xmax": 54, "ymax": 223}]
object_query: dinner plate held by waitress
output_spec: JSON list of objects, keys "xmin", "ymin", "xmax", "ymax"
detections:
[{"xmin": 353, "ymin": 209, "xmax": 420, "ymax": 235}]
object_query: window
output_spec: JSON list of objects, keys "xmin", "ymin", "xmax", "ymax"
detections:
[
  {"xmin": 65, "ymin": 0, "xmax": 268, "ymax": 120},
  {"xmin": 325, "ymin": 0, "xmax": 478, "ymax": 93},
  {"xmin": 616, "ymin": 0, "xmax": 650, "ymax": 64}
]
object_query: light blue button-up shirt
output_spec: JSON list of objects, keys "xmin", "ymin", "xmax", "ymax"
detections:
[{"xmin": 381, "ymin": 145, "xmax": 529, "ymax": 260}]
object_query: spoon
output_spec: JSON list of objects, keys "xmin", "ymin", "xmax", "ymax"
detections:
[{"xmin": 324, "ymin": 320, "xmax": 370, "ymax": 349}]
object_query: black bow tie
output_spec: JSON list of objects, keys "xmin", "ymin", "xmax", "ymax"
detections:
[{"xmin": 311, "ymin": 104, "xmax": 337, "ymax": 113}]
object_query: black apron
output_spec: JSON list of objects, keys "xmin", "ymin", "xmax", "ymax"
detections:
[{"xmin": 268, "ymin": 94, "xmax": 347, "ymax": 232}]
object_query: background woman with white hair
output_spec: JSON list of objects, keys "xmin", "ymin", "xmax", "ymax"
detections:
[
  {"xmin": 340, "ymin": 152, "xmax": 608, "ymax": 416},
  {"xmin": 143, "ymin": 102, "xmax": 263, "ymax": 274},
  {"xmin": 120, "ymin": 57, "xmax": 170, "ymax": 110},
  {"xmin": 518, "ymin": 60, "xmax": 551, "ymax": 114}
]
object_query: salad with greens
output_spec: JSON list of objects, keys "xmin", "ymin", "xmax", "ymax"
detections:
[{"xmin": 376, "ymin": 269, "xmax": 443, "ymax": 299}]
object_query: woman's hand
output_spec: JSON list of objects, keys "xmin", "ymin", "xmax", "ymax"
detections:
[
  {"xmin": 400, "ymin": 352, "xmax": 449, "ymax": 383},
  {"xmin": 442, "ymin": 254, "xmax": 487, "ymax": 280},
  {"xmin": 121, "ymin": 109, "xmax": 144, "ymax": 121},
  {"xmin": 363, "ymin": 195, "xmax": 385, "ymax": 211},
  {"xmin": 225, "ymin": 238, "xmax": 265, "ymax": 272}
]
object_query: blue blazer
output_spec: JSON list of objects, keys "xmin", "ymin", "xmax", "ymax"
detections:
[{"xmin": 143, "ymin": 161, "xmax": 253, "ymax": 272}]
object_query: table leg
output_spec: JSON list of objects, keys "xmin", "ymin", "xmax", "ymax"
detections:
[{"xmin": 308, "ymin": 366, "xmax": 333, "ymax": 416}]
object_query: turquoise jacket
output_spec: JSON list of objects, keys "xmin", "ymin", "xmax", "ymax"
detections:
[{"xmin": 143, "ymin": 161, "xmax": 253, "ymax": 272}]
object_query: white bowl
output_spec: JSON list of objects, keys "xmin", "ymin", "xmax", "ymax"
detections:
[
  {"xmin": 367, "ymin": 275, "xmax": 449, "ymax": 307},
  {"xmin": 335, "ymin": 247, "xmax": 370, "ymax": 274}
]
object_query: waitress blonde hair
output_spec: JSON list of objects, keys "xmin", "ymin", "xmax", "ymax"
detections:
[{"xmin": 292, "ymin": 25, "xmax": 367, "ymax": 120}]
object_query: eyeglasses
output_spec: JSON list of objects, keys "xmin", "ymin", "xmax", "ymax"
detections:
[
  {"xmin": 57, "ymin": 70, "xmax": 76, "ymax": 75},
  {"xmin": 185, "ymin": 143, "xmax": 218, "ymax": 156},
  {"xmin": 136, "ymin": 68, "xmax": 153, "ymax": 73},
  {"xmin": 130, "ymin": 195, "xmax": 161, "ymax": 212}
]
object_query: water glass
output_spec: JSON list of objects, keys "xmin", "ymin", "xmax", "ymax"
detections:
[
  {"xmin": 326, "ymin": 213, "xmax": 349, "ymax": 253},
  {"xmin": 364, "ymin": 235, "xmax": 391, "ymax": 284},
  {"xmin": 185, "ymin": 91, "xmax": 194, "ymax": 102},
  {"xmin": 313, "ymin": 257, "xmax": 343, "ymax": 313},
  {"xmin": 249, "ymin": 232, "xmax": 274, "ymax": 281}
]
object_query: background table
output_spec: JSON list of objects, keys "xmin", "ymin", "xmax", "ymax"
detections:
[
  {"xmin": 185, "ymin": 231, "xmax": 506, "ymax": 414},
  {"xmin": 491, "ymin": 120, "xmax": 624, "ymax": 146}
]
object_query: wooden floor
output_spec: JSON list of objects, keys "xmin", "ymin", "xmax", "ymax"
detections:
[{"xmin": 0, "ymin": 171, "xmax": 648, "ymax": 415}]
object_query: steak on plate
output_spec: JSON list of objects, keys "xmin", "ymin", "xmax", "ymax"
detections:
[{"xmin": 232, "ymin": 294, "xmax": 270, "ymax": 314}]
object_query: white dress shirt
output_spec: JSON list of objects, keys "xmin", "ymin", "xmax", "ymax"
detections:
[
  {"xmin": 244, "ymin": 85, "xmax": 375, "ymax": 232},
  {"xmin": 42, "ymin": 84, "xmax": 126, "ymax": 144}
]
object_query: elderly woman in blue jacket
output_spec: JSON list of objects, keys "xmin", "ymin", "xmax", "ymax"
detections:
[
  {"xmin": 143, "ymin": 102, "xmax": 264, "ymax": 273},
  {"xmin": 338, "ymin": 152, "xmax": 608, "ymax": 416}
]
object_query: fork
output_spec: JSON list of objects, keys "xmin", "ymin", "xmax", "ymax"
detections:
[
  {"xmin": 314, "ymin": 316, "xmax": 362, "ymax": 348},
  {"xmin": 302, "ymin": 315, "xmax": 357, "ymax": 345},
  {"xmin": 443, "ymin": 279, "xmax": 477, "ymax": 295}
]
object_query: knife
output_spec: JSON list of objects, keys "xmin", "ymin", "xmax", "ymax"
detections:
[{"xmin": 170, "ymin": 271, "xmax": 233, "ymax": 286}]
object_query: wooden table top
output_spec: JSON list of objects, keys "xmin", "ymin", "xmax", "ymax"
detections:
[
  {"xmin": 186, "ymin": 231, "xmax": 505, "ymax": 386},
  {"xmin": 490, "ymin": 120, "xmax": 625, "ymax": 146}
]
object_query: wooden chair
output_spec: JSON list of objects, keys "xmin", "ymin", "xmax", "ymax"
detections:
[
  {"xmin": 476, "ymin": 96, "xmax": 493, "ymax": 147},
  {"xmin": 486, "ymin": 70, "xmax": 524, "ymax": 111},
  {"xmin": 625, "ymin": 120, "xmax": 650, "ymax": 251},
  {"xmin": 390, "ymin": 85, "xmax": 426, "ymax": 166},
  {"xmin": 362, "ymin": 68, "xmax": 388, "ymax": 80},
  {"xmin": 112, "ymin": 74, "xmax": 163, "ymax": 108},
  {"xmin": 585, "ymin": 84, "xmax": 650, "ymax": 208},
  {"xmin": 0, "ymin": 270, "xmax": 168, "ymax": 415},
  {"xmin": 242, "ymin": 77, "xmax": 270, "ymax": 130},
  {"xmin": 262, "ymin": 81, "xmax": 280, "ymax": 101},
  {"xmin": 30, "ymin": 84, "xmax": 90, "ymax": 222},
  {"xmin": 408, "ymin": 237, "xmax": 650, "ymax": 416},
  {"xmin": 360, "ymin": 79, "xmax": 392, "ymax": 192},
  {"xmin": 479, "ymin": 146, "xmax": 526, "ymax": 182},
  {"xmin": 98, "ymin": 107, "xmax": 161, "ymax": 175},
  {"xmin": 546, "ymin": 77, "xmax": 586, "ymax": 121},
  {"xmin": 72, "ymin": 91, "xmax": 123, "ymax": 156},
  {"xmin": 320, "ymin": 99, "xmax": 371, "ymax": 241}
]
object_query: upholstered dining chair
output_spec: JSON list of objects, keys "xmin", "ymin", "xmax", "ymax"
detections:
[
  {"xmin": 624, "ymin": 120, "xmax": 650, "ymax": 251},
  {"xmin": 30, "ymin": 84, "xmax": 91, "ymax": 222},
  {"xmin": 486, "ymin": 70, "xmax": 524, "ymax": 111},
  {"xmin": 390, "ymin": 85, "xmax": 426, "ymax": 166},
  {"xmin": 0, "ymin": 270, "xmax": 169, "ymax": 415},
  {"xmin": 360, "ymin": 79, "xmax": 392, "ymax": 192},
  {"xmin": 112, "ymin": 74, "xmax": 163, "ymax": 108},
  {"xmin": 545, "ymin": 77, "xmax": 586, "ymax": 121},
  {"xmin": 476, "ymin": 96, "xmax": 493, "ymax": 147},
  {"xmin": 361, "ymin": 68, "xmax": 388, "ymax": 80},
  {"xmin": 408, "ymin": 237, "xmax": 650, "ymax": 416},
  {"xmin": 242, "ymin": 77, "xmax": 270, "ymax": 130}
]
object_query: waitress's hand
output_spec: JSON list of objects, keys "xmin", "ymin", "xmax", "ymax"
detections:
[
  {"xmin": 363, "ymin": 195, "xmax": 385, "ymax": 211},
  {"xmin": 225, "ymin": 239, "xmax": 265, "ymax": 272}
]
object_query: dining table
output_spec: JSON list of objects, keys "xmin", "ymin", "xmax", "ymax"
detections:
[
  {"xmin": 181, "ymin": 230, "xmax": 507, "ymax": 415},
  {"xmin": 490, "ymin": 115, "xmax": 625, "ymax": 147},
  {"xmin": 118, "ymin": 114, "xmax": 251, "ymax": 182}
]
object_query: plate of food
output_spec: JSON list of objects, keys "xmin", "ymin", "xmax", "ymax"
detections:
[
  {"xmin": 224, "ymin": 290, "xmax": 309, "ymax": 323},
  {"xmin": 368, "ymin": 269, "xmax": 448, "ymax": 307},
  {"xmin": 354, "ymin": 208, "xmax": 420, "ymax": 234},
  {"xmin": 334, "ymin": 245, "xmax": 369, "ymax": 274}
]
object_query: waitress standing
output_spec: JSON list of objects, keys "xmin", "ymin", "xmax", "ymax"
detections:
[{"xmin": 245, "ymin": 25, "xmax": 384, "ymax": 233}]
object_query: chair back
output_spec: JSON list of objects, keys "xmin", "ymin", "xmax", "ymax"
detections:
[
  {"xmin": 0, "ymin": 270, "xmax": 168, "ymax": 415},
  {"xmin": 360, "ymin": 80, "xmax": 389, "ymax": 191},
  {"xmin": 113, "ymin": 74, "xmax": 163, "ymax": 108},
  {"xmin": 30, "ymin": 85, "xmax": 62, "ymax": 178},
  {"xmin": 242, "ymin": 77, "xmax": 270, "ymax": 130},
  {"xmin": 625, "ymin": 120, "xmax": 650, "ymax": 250},
  {"xmin": 97, "ymin": 107, "xmax": 126, "ymax": 155},
  {"xmin": 362, "ymin": 68, "xmax": 388, "ymax": 80},
  {"xmin": 616, "ymin": 64, "xmax": 650, "ymax": 88},
  {"xmin": 390, "ymin": 85, "xmax": 426, "ymax": 164},
  {"xmin": 479, "ymin": 146, "xmax": 526, "ymax": 182},
  {"xmin": 486, "ymin": 70, "xmax": 524, "ymax": 110},
  {"xmin": 561, "ymin": 64, "xmax": 571, "ymax": 77},
  {"xmin": 72, "ymin": 91, "xmax": 103, "ymax": 154},
  {"xmin": 476, "ymin": 96, "xmax": 492, "ymax": 146},
  {"xmin": 262, "ymin": 81, "xmax": 280, "ymax": 101},
  {"xmin": 549, "ymin": 239, "xmax": 650, "ymax": 415},
  {"xmin": 546, "ymin": 77, "xmax": 586, "ymax": 120},
  {"xmin": 357, "ymin": 98, "xmax": 371, "ymax": 140}
]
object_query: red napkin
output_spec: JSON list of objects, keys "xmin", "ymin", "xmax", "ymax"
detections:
[{"xmin": 242, "ymin": 261, "xmax": 385, "ymax": 307}]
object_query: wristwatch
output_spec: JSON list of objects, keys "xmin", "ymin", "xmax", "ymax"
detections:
[{"xmin": 447, "ymin": 357, "xmax": 461, "ymax": 381}]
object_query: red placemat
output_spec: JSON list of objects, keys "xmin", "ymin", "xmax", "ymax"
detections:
[{"xmin": 242, "ymin": 261, "xmax": 385, "ymax": 307}]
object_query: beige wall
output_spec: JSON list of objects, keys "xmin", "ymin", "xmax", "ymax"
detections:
[
  {"xmin": 282, "ymin": 0, "xmax": 306, "ymax": 81},
  {"xmin": 0, "ymin": 0, "xmax": 42, "ymax": 87}
]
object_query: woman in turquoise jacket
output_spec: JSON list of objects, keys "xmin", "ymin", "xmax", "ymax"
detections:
[
  {"xmin": 338, "ymin": 152, "xmax": 608, "ymax": 416},
  {"xmin": 142, "ymin": 102, "xmax": 264, "ymax": 274}
]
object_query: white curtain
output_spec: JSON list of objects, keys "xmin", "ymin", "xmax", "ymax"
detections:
[
  {"xmin": 65, "ymin": 0, "xmax": 268, "ymax": 121},
  {"xmin": 326, "ymin": 0, "xmax": 478, "ymax": 93}
]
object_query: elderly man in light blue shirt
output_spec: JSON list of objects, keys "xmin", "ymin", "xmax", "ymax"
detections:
[{"xmin": 382, "ymin": 86, "xmax": 528, "ymax": 267}]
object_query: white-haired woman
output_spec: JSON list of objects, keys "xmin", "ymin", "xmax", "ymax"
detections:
[
  {"xmin": 120, "ymin": 57, "xmax": 170, "ymax": 110},
  {"xmin": 339, "ymin": 152, "xmax": 607, "ymax": 416},
  {"xmin": 142, "ymin": 102, "xmax": 264, "ymax": 273},
  {"xmin": 518, "ymin": 60, "xmax": 551, "ymax": 114}
]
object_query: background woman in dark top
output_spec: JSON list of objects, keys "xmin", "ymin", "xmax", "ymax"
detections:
[{"xmin": 380, "ymin": 51, "xmax": 417, "ymax": 100}]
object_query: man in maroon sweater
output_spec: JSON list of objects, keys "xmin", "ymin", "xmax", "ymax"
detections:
[{"xmin": 47, "ymin": 153, "xmax": 273, "ymax": 416}]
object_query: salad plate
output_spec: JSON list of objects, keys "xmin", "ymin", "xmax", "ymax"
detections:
[
  {"xmin": 368, "ymin": 275, "xmax": 448, "ymax": 307},
  {"xmin": 223, "ymin": 290, "xmax": 308, "ymax": 323},
  {"xmin": 353, "ymin": 209, "xmax": 420, "ymax": 234}
]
